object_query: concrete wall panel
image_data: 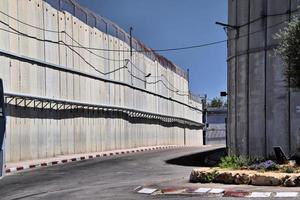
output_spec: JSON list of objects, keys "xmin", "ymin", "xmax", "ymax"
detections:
[
  {"xmin": 248, "ymin": 52, "xmax": 266, "ymax": 157},
  {"xmin": 228, "ymin": 0, "xmax": 300, "ymax": 158},
  {"xmin": 0, "ymin": 0, "xmax": 203, "ymax": 163}
]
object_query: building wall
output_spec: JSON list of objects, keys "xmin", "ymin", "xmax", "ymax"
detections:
[
  {"xmin": 228, "ymin": 0, "xmax": 300, "ymax": 158},
  {"xmin": 0, "ymin": 0, "xmax": 203, "ymax": 163}
]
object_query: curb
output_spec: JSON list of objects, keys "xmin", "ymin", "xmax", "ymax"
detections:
[
  {"xmin": 5, "ymin": 145, "xmax": 186, "ymax": 175},
  {"xmin": 136, "ymin": 187, "xmax": 300, "ymax": 198}
]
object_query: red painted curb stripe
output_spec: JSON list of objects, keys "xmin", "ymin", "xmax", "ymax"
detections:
[
  {"xmin": 16, "ymin": 167, "xmax": 24, "ymax": 171},
  {"xmin": 224, "ymin": 190, "xmax": 250, "ymax": 197},
  {"xmin": 5, "ymin": 145, "xmax": 184, "ymax": 175}
]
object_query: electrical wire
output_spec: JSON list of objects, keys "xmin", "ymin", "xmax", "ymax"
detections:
[
  {"xmin": 0, "ymin": 9, "xmax": 298, "ymax": 97},
  {"xmin": 0, "ymin": 21, "xmax": 126, "ymax": 76},
  {"xmin": 0, "ymin": 16, "xmax": 293, "ymax": 96},
  {"xmin": 0, "ymin": 21, "xmax": 191, "ymax": 96},
  {"xmin": 232, "ymin": 8, "xmax": 299, "ymax": 29},
  {"xmin": 1, "ymin": 8, "xmax": 299, "ymax": 53},
  {"xmin": 128, "ymin": 60, "xmax": 190, "ymax": 95},
  {"xmin": 0, "ymin": 10, "xmax": 191, "ymax": 95}
]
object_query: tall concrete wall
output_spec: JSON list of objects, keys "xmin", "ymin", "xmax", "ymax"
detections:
[
  {"xmin": 228, "ymin": 0, "xmax": 300, "ymax": 158},
  {"xmin": 0, "ymin": 0, "xmax": 203, "ymax": 163}
]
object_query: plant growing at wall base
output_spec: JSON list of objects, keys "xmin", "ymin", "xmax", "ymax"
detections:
[
  {"xmin": 219, "ymin": 156, "xmax": 249, "ymax": 169},
  {"xmin": 275, "ymin": 15, "xmax": 300, "ymax": 90}
]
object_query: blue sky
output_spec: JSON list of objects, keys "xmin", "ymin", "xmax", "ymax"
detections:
[{"xmin": 78, "ymin": 0, "xmax": 228, "ymax": 99}]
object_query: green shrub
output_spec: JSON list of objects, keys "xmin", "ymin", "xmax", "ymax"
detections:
[
  {"xmin": 219, "ymin": 156, "xmax": 249, "ymax": 169},
  {"xmin": 283, "ymin": 166, "xmax": 295, "ymax": 173},
  {"xmin": 204, "ymin": 170, "xmax": 218, "ymax": 183},
  {"xmin": 275, "ymin": 16, "xmax": 300, "ymax": 90}
]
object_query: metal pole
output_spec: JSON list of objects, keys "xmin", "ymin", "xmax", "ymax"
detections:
[
  {"xmin": 130, "ymin": 27, "xmax": 133, "ymax": 58},
  {"xmin": 202, "ymin": 94, "xmax": 207, "ymax": 145},
  {"xmin": 187, "ymin": 68, "xmax": 190, "ymax": 90},
  {"xmin": 0, "ymin": 79, "xmax": 6, "ymax": 177},
  {"xmin": 130, "ymin": 27, "xmax": 133, "ymax": 85}
]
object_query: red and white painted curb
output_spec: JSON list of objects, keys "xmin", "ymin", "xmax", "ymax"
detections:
[
  {"xmin": 5, "ymin": 145, "xmax": 186, "ymax": 175},
  {"xmin": 136, "ymin": 186, "xmax": 300, "ymax": 198}
]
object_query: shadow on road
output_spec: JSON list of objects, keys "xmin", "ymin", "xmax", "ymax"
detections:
[{"xmin": 165, "ymin": 147, "xmax": 226, "ymax": 167}]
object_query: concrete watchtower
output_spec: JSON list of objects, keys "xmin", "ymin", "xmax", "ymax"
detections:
[{"xmin": 227, "ymin": 0, "xmax": 300, "ymax": 158}]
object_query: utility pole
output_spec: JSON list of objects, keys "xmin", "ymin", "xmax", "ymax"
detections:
[
  {"xmin": 202, "ymin": 94, "xmax": 207, "ymax": 145},
  {"xmin": 187, "ymin": 68, "xmax": 190, "ymax": 91},
  {"xmin": 130, "ymin": 27, "xmax": 133, "ymax": 85},
  {"xmin": 0, "ymin": 79, "xmax": 6, "ymax": 177},
  {"xmin": 130, "ymin": 27, "xmax": 133, "ymax": 58}
]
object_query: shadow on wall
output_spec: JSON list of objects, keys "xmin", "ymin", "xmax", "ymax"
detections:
[
  {"xmin": 166, "ymin": 147, "xmax": 226, "ymax": 167},
  {"xmin": 6, "ymin": 104, "xmax": 200, "ymax": 130}
]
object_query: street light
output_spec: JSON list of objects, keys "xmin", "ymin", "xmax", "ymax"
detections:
[
  {"xmin": 220, "ymin": 91, "xmax": 227, "ymax": 97},
  {"xmin": 145, "ymin": 73, "xmax": 151, "ymax": 78},
  {"xmin": 144, "ymin": 73, "xmax": 151, "ymax": 89}
]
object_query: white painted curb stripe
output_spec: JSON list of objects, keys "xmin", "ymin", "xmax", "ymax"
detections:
[
  {"xmin": 10, "ymin": 167, "xmax": 17, "ymax": 172},
  {"xmin": 248, "ymin": 192, "xmax": 271, "ymax": 198},
  {"xmin": 138, "ymin": 188, "xmax": 157, "ymax": 194},
  {"xmin": 23, "ymin": 165, "xmax": 29, "ymax": 170},
  {"xmin": 274, "ymin": 192, "xmax": 298, "ymax": 197},
  {"xmin": 209, "ymin": 189, "xmax": 224, "ymax": 194},
  {"xmin": 5, "ymin": 145, "xmax": 182, "ymax": 174},
  {"xmin": 194, "ymin": 188, "xmax": 211, "ymax": 193}
]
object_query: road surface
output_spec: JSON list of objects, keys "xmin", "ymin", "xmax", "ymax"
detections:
[{"xmin": 0, "ymin": 145, "xmax": 292, "ymax": 200}]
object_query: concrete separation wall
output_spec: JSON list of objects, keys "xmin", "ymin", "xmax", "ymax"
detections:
[
  {"xmin": 227, "ymin": 0, "xmax": 300, "ymax": 158},
  {"xmin": 0, "ymin": 0, "xmax": 203, "ymax": 163}
]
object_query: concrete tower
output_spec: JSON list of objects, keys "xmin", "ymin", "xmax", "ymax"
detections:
[{"xmin": 227, "ymin": 0, "xmax": 300, "ymax": 158}]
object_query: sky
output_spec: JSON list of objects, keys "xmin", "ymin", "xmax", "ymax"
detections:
[{"xmin": 77, "ymin": 0, "xmax": 228, "ymax": 99}]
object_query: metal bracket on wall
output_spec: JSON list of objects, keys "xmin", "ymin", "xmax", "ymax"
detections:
[{"xmin": 4, "ymin": 92, "xmax": 204, "ymax": 129}]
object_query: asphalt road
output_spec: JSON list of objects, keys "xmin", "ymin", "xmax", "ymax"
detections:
[{"xmin": 0, "ymin": 145, "xmax": 293, "ymax": 200}]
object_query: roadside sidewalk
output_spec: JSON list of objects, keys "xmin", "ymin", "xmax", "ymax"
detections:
[{"xmin": 136, "ymin": 178, "xmax": 300, "ymax": 198}]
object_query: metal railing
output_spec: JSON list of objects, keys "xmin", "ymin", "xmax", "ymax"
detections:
[{"xmin": 44, "ymin": 0, "xmax": 188, "ymax": 79}]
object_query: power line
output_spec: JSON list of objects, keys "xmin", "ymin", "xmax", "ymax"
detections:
[
  {"xmin": 0, "ymin": 17, "xmax": 292, "ymax": 96},
  {"xmin": 0, "ymin": 22, "xmax": 191, "ymax": 96},
  {"xmin": 0, "ymin": 11, "xmax": 191, "ymax": 94},
  {"xmin": 0, "ymin": 23, "xmax": 126, "ymax": 76},
  {"xmin": 0, "ymin": 10, "xmax": 297, "ymax": 97},
  {"xmin": 1, "ymin": 9, "xmax": 298, "ymax": 53}
]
